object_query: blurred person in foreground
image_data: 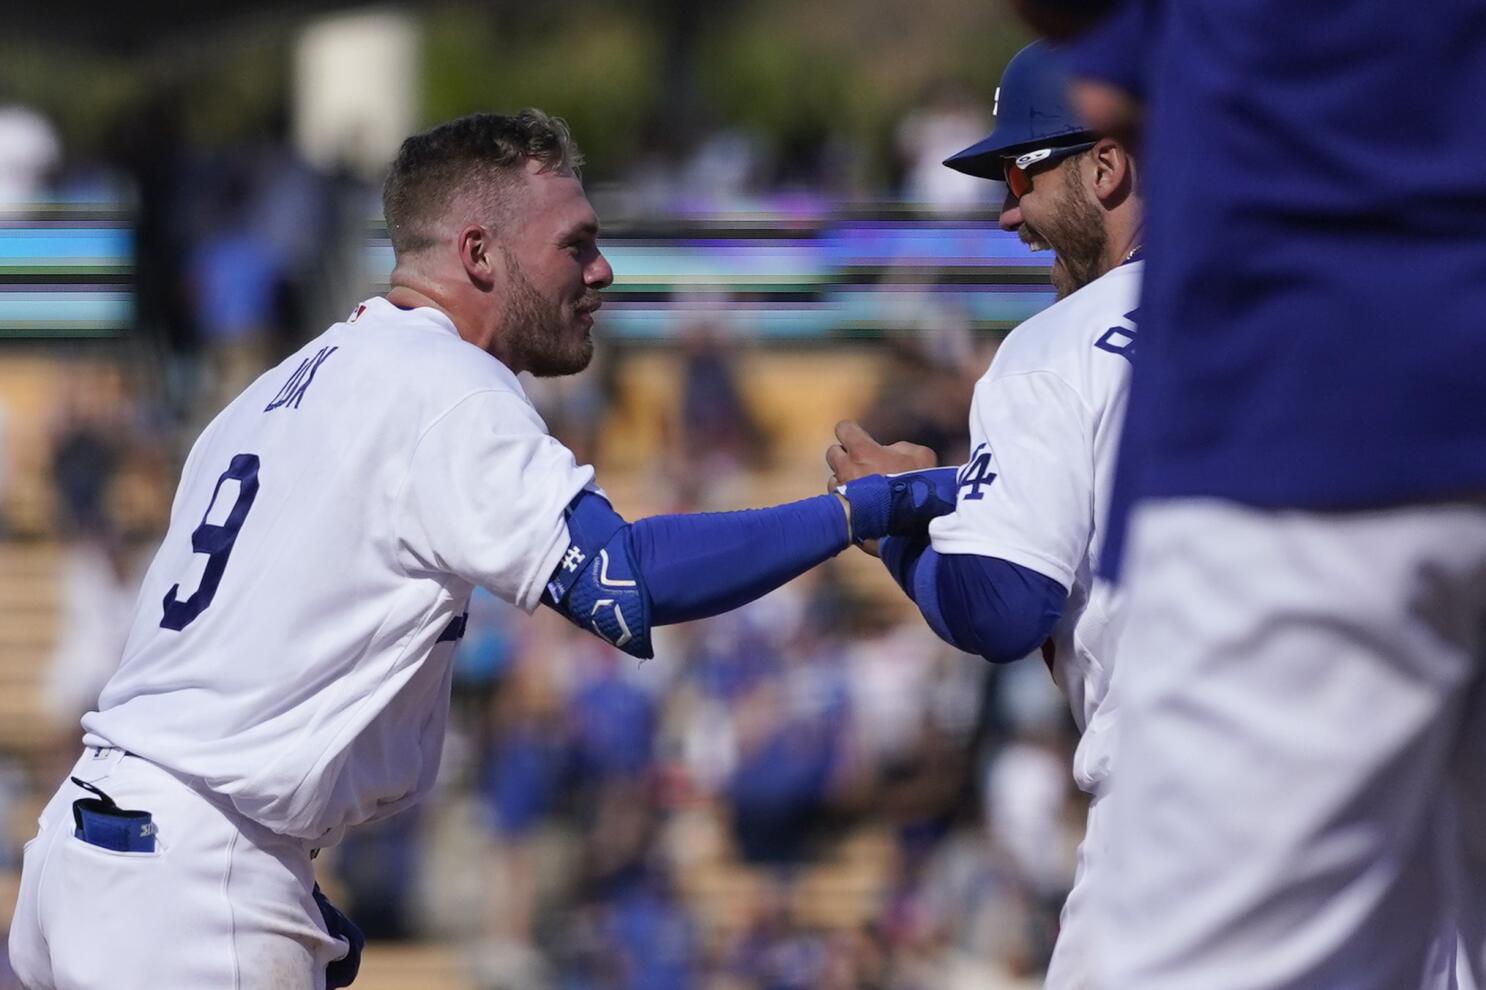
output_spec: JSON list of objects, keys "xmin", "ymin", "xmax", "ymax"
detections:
[
  {"xmin": 7, "ymin": 109, "xmax": 958, "ymax": 990},
  {"xmin": 827, "ymin": 41, "xmax": 1142, "ymax": 989},
  {"xmin": 1017, "ymin": 2, "xmax": 1486, "ymax": 988}
]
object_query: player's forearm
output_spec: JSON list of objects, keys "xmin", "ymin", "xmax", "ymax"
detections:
[
  {"xmin": 544, "ymin": 472, "xmax": 958, "ymax": 659},
  {"xmin": 880, "ymin": 536, "xmax": 1067, "ymax": 663},
  {"xmin": 631, "ymin": 494, "xmax": 849, "ymax": 624},
  {"xmin": 632, "ymin": 467, "xmax": 958, "ymax": 624}
]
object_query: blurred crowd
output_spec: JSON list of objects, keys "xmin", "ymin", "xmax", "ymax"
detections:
[
  {"xmin": 2, "ymin": 97, "xmax": 370, "ymax": 424},
  {"xmin": 416, "ymin": 562, "xmax": 1084, "ymax": 990},
  {"xmin": 611, "ymin": 78, "xmax": 996, "ymax": 218}
]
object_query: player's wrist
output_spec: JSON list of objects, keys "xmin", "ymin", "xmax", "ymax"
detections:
[
  {"xmin": 833, "ymin": 489, "xmax": 854, "ymax": 543},
  {"xmin": 837, "ymin": 467, "xmax": 958, "ymax": 542}
]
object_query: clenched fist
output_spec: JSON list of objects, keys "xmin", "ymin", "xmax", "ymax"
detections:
[{"xmin": 826, "ymin": 420, "xmax": 938, "ymax": 489}]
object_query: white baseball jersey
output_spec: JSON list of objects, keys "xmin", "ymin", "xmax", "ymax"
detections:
[
  {"xmin": 928, "ymin": 260, "xmax": 1140, "ymax": 792},
  {"xmin": 83, "ymin": 297, "xmax": 593, "ymax": 842}
]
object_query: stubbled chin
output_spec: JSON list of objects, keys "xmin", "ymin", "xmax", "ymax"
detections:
[{"xmin": 1050, "ymin": 257, "xmax": 1075, "ymax": 299}]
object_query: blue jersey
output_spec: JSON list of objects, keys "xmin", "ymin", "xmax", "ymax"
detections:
[{"xmin": 1073, "ymin": 1, "xmax": 1486, "ymax": 570}]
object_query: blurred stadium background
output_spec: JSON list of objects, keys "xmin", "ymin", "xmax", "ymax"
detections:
[{"xmin": 0, "ymin": 3, "xmax": 1089, "ymax": 988}]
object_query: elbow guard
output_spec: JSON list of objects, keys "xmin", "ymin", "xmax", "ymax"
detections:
[{"xmin": 543, "ymin": 491, "xmax": 654, "ymax": 660}]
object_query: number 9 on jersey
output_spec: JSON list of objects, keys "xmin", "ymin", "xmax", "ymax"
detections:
[{"xmin": 160, "ymin": 453, "xmax": 261, "ymax": 631}]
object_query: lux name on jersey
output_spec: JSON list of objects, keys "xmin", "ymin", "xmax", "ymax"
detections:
[{"xmin": 265, "ymin": 346, "xmax": 338, "ymax": 413}]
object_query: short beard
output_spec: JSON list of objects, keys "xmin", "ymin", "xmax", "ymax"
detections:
[
  {"xmin": 496, "ymin": 245, "xmax": 594, "ymax": 377},
  {"xmin": 1021, "ymin": 160, "xmax": 1109, "ymax": 299}
]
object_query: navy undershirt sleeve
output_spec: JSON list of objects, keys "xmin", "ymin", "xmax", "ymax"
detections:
[
  {"xmin": 879, "ymin": 536, "xmax": 1067, "ymax": 663},
  {"xmin": 629, "ymin": 494, "xmax": 849, "ymax": 625}
]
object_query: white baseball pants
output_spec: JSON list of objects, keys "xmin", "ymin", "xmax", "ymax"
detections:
[
  {"xmin": 1096, "ymin": 498, "xmax": 1486, "ymax": 990},
  {"xmin": 8, "ymin": 747, "xmax": 349, "ymax": 989},
  {"xmin": 1045, "ymin": 790, "xmax": 1107, "ymax": 990}
]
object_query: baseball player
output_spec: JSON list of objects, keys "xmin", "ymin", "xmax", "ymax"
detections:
[
  {"xmin": 1017, "ymin": 3, "xmax": 1486, "ymax": 989},
  {"xmin": 827, "ymin": 42, "xmax": 1142, "ymax": 987},
  {"xmin": 7, "ymin": 110, "xmax": 958, "ymax": 990}
]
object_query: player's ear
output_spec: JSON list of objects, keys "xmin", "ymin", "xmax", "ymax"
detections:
[
  {"xmin": 1090, "ymin": 138, "xmax": 1133, "ymax": 207},
  {"xmin": 457, "ymin": 223, "xmax": 497, "ymax": 291}
]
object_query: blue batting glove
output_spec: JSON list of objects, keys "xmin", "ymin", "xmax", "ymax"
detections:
[
  {"xmin": 314, "ymin": 884, "xmax": 365, "ymax": 989},
  {"xmin": 838, "ymin": 467, "xmax": 959, "ymax": 542}
]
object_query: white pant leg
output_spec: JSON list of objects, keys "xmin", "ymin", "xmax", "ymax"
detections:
[
  {"xmin": 1045, "ymin": 791, "xmax": 1106, "ymax": 990},
  {"xmin": 8, "ymin": 748, "xmax": 346, "ymax": 990},
  {"xmin": 1460, "ymin": 930, "xmax": 1481, "ymax": 990},
  {"xmin": 1450, "ymin": 654, "xmax": 1486, "ymax": 990},
  {"xmin": 1097, "ymin": 499, "xmax": 1486, "ymax": 990}
]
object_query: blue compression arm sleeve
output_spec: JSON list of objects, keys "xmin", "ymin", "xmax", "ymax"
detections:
[
  {"xmin": 543, "ymin": 490, "xmax": 853, "ymax": 652},
  {"xmin": 880, "ymin": 536, "xmax": 1067, "ymax": 663},
  {"xmin": 631, "ymin": 494, "xmax": 849, "ymax": 624},
  {"xmin": 545, "ymin": 483, "xmax": 961, "ymax": 659}
]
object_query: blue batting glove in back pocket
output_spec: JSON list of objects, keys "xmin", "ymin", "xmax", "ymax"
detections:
[
  {"xmin": 70, "ymin": 777, "xmax": 157, "ymax": 853},
  {"xmin": 314, "ymin": 884, "xmax": 364, "ymax": 988}
]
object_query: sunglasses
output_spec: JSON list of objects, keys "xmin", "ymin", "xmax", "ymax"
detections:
[{"xmin": 1001, "ymin": 141, "xmax": 1096, "ymax": 198}]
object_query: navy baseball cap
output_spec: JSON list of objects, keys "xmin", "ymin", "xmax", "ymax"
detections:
[{"xmin": 944, "ymin": 41, "xmax": 1095, "ymax": 180}]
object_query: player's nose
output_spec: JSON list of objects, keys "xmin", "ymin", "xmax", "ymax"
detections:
[
  {"xmin": 998, "ymin": 190, "xmax": 1023, "ymax": 232},
  {"xmin": 586, "ymin": 250, "xmax": 614, "ymax": 291}
]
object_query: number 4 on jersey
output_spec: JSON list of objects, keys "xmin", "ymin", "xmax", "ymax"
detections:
[
  {"xmin": 160, "ymin": 454, "xmax": 260, "ymax": 631},
  {"xmin": 957, "ymin": 443, "xmax": 996, "ymax": 501}
]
